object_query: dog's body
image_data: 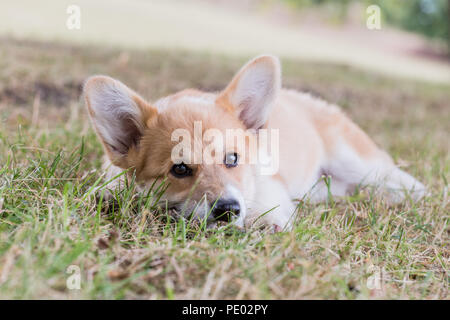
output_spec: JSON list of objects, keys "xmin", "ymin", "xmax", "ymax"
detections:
[{"xmin": 84, "ymin": 55, "xmax": 426, "ymax": 230}]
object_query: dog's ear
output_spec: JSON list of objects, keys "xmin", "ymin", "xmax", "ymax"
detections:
[
  {"xmin": 83, "ymin": 76, "xmax": 157, "ymax": 168},
  {"xmin": 217, "ymin": 55, "xmax": 281, "ymax": 130}
]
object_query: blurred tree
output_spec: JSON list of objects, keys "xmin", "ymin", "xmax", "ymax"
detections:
[
  {"xmin": 284, "ymin": 0, "xmax": 449, "ymax": 51},
  {"xmin": 372, "ymin": 0, "xmax": 448, "ymax": 44}
]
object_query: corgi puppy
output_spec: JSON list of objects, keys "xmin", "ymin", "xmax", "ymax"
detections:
[{"xmin": 84, "ymin": 55, "xmax": 426, "ymax": 230}]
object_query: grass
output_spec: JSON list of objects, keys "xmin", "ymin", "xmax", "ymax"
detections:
[{"xmin": 0, "ymin": 37, "xmax": 448, "ymax": 299}]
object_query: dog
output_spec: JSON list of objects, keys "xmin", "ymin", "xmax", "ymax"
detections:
[{"xmin": 83, "ymin": 55, "xmax": 426, "ymax": 230}]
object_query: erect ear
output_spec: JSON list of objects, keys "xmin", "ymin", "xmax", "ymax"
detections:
[
  {"xmin": 83, "ymin": 76, "xmax": 157, "ymax": 168},
  {"xmin": 216, "ymin": 55, "xmax": 281, "ymax": 130}
]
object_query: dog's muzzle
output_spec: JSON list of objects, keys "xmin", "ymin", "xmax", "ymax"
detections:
[{"xmin": 211, "ymin": 198, "xmax": 241, "ymax": 222}]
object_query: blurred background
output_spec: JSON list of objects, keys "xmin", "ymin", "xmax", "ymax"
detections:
[{"xmin": 1, "ymin": 0, "xmax": 449, "ymax": 84}]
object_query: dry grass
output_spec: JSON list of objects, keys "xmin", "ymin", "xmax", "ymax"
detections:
[{"xmin": 0, "ymin": 38, "xmax": 448, "ymax": 299}]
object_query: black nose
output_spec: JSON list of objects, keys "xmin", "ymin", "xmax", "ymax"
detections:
[{"xmin": 212, "ymin": 199, "xmax": 240, "ymax": 222}]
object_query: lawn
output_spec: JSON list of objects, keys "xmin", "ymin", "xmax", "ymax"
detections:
[{"xmin": 0, "ymin": 37, "xmax": 448, "ymax": 299}]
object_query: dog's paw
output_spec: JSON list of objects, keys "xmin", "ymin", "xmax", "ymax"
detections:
[
  {"xmin": 270, "ymin": 219, "xmax": 294, "ymax": 233},
  {"xmin": 382, "ymin": 184, "xmax": 428, "ymax": 205},
  {"xmin": 271, "ymin": 224, "xmax": 282, "ymax": 233}
]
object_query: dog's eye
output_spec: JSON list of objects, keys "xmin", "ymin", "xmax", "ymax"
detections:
[
  {"xmin": 170, "ymin": 162, "xmax": 192, "ymax": 178},
  {"xmin": 224, "ymin": 152, "xmax": 239, "ymax": 168}
]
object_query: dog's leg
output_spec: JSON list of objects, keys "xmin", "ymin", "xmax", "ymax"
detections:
[
  {"xmin": 246, "ymin": 175, "xmax": 296, "ymax": 231},
  {"xmin": 306, "ymin": 106, "xmax": 427, "ymax": 204},
  {"xmin": 317, "ymin": 142, "xmax": 427, "ymax": 204}
]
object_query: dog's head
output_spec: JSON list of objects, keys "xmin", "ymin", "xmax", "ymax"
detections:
[{"xmin": 84, "ymin": 55, "xmax": 281, "ymax": 226}]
